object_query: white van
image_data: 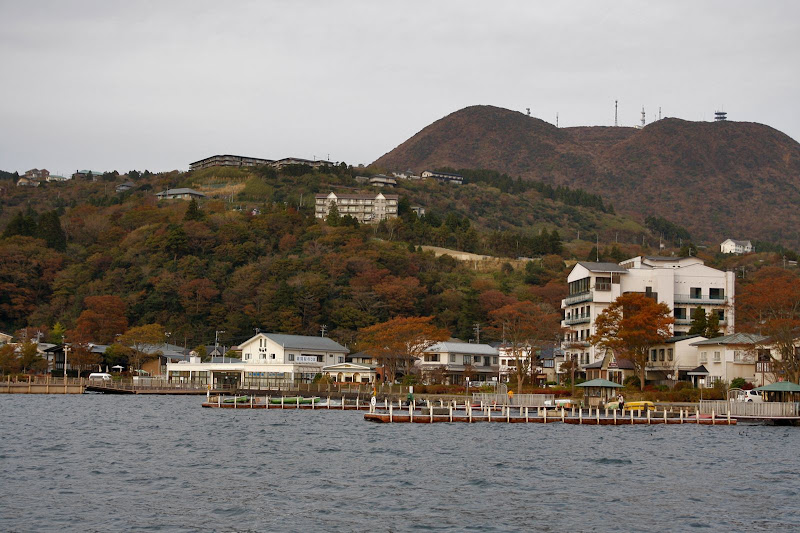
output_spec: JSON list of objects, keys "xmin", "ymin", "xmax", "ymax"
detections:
[{"xmin": 88, "ymin": 372, "xmax": 112, "ymax": 381}]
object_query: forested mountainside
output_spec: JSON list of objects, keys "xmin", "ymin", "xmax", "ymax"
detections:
[{"xmin": 374, "ymin": 105, "xmax": 800, "ymax": 248}]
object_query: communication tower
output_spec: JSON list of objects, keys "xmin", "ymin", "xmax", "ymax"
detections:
[
  {"xmin": 614, "ymin": 100, "xmax": 618, "ymax": 127},
  {"xmin": 526, "ymin": 108, "xmax": 531, "ymax": 116},
  {"xmin": 714, "ymin": 110, "xmax": 727, "ymax": 121}
]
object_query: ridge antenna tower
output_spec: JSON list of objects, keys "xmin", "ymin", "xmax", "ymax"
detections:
[{"xmin": 614, "ymin": 100, "xmax": 618, "ymax": 127}]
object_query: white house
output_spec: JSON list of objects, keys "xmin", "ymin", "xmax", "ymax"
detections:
[
  {"xmin": 167, "ymin": 333, "xmax": 350, "ymax": 387},
  {"xmin": 645, "ymin": 334, "xmax": 708, "ymax": 382},
  {"xmin": 562, "ymin": 256, "xmax": 735, "ymax": 371},
  {"xmin": 420, "ymin": 170, "xmax": 464, "ymax": 184},
  {"xmin": 0, "ymin": 332, "xmax": 11, "ymax": 346},
  {"xmin": 689, "ymin": 333, "xmax": 765, "ymax": 387},
  {"xmin": 418, "ymin": 342, "xmax": 499, "ymax": 384},
  {"xmin": 720, "ymin": 239, "xmax": 753, "ymax": 254}
]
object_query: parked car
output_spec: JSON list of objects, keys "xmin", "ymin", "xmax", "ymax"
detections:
[
  {"xmin": 88, "ymin": 372, "xmax": 112, "ymax": 381},
  {"xmin": 735, "ymin": 390, "xmax": 763, "ymax": 402}
]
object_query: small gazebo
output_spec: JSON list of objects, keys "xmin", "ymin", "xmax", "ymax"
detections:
[
  {"xmin": 577, "ymin": 378, "xmax": 624, "ymax": 407},
  {"xmin": 753, "ymin": 381, "xmax": 800, "ymax": 403}
]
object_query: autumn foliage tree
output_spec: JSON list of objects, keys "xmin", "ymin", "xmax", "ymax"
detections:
[
  {"xmin": 119, "ymin": 323, "xmax": 164, "ymax": 372},
  {"xmin": 489, "ymin": 300, "xmax": 561, "ymax": 392},
  {"xmin": 589, "ymin": 293, "xmax": 673, "ymax": 391},
  {"xmin": 74, "ymin": 295, "xmax": 128, "ymax": 344},
  {"xmin": 737, "ymin": 267, "xmax": 800, "ymax": 383},
  {"xmin": 358, "ymin": 316, "xmax": 450, "ymax": 383}
]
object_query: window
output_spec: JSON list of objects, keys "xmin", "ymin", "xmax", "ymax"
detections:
[
  {"xmin": 493, "ymin": 356, "xmax": 498, "ymax": 365},
  {"xmin": 569, "ymin": 277, "xmax": 590, "ymax": 296},
  {"xmin": 288, "ymin": 354, "xmax": 295, "ymax": 362},
  {"xmin": 674, "ymin": 308, "xmax": 687, "ymax": 320},
  {"xmin": 338, "ymin": 356, "xmax": 344, "ymax": 363},
  {"xmin": 733, "ymin": 350, "xmax": 742, "ymax": 362},
  {"xmin": 449, "ymin": 354, "xmax": 456, "ymax": 363},
  {"xmin": 700, "ymin": 351, "xmax": 707, "ymax": 363},
  {"xmin": 713, "ymin": 351, "xmax": 721, "ymax": 362},
  {"xmin": 463, "ymin": 355, "xmax": 470, "ymax": 365},
  {"xmin": 595, "ymin": 277, "xmax": 611, "ymax": 291},
  {"xmin": 651, "ymin": 349, "xmax": 657, "ymax": 362},
  {"xmin": 709, "ymin": 288, "xmax": 724, "ymax": 300},
  {"xmin": 717, "ymin": 310, "xmax": 725, "ymax": 321},
  {"xmin": 659, "ymin": 349, "xmax": 665, "ymax": 362},
  {"xmin": 668, "ymin": 349, "xmax": 673, "ymax": 362},
  {"xmin": 690, "ymin": 287, "xmax": 702, "ymax": 299}
]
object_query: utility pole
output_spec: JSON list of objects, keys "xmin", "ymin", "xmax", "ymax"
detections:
[
  {"xmin": 320, "ymin": 325, "xmax": 327, "ymax": 337},
  {"xmin": 473, "ymin": 323, "xmax": 481, "ymax": 344},
  {"xmin": 215, "ymin": 330, "xmax": 225, "ymax": 362}
]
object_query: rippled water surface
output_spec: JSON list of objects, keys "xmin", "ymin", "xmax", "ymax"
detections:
[{"xmin": 1, "ymin": 395, "xmax": 799, "ymax": 532}]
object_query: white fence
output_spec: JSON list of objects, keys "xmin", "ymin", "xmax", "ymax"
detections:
[
  {"xmin": 700, "ymin": 400, "xmax": 800, "ymax": 418},
  {"xmin": 472, "ymin": 393, "xmax": 555, "ymax": 407}
]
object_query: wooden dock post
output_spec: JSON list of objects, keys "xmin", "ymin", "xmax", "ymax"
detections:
[
  {"xmin": 356, "ymin": 397, "xmax": 359, "ymax": 410},
  {"xmin": 613, "ymin": 409, "xmax": 617, "ymax": 425},
  {"xmin": 727, "ymin": 410, "xmax": 731, "ymax": 425},
  {"xmin": 647, "ymin": 409, "xmax": 650, "ymax": 424},
  {"xmin": 579, "ymin": 408, "xmax": 582, "ymax": 425},
  {"xmin": 525, "ymin": 406, "xmax": 529, "ymax": 423},
  {"xmin": 712, "ymin": 409, "xmax": 715, "ymax": 425},
  {"xmin": 506, "ymin": 406, "xmax": 510, "ymax": 423},
  {"xmin": 469, "ymin": 404, "xmax": 472, "ymax": 423},
  {"xmin": 342, "ymin": 396, "xmax": 345, "ymax": 410},
  {"xmin": 327, "ymin": 396, "xmax": 330, "ymax": 409},
  {"xmin": 596, "ymin": 408, "xmax": 600, "ymax": 424},
  {"xmin": 543, "ymin": 407, "xmax": 547, "ymax": 424},
  {"xmin": 488, "ymin": 407, "xmax": 491, "ymax": 422},
  {"xmin": 605, "ymin": 407, "xmax": 608, "ymax": 418},
  {"xmin": 561, "ymin": 407, "xmax": 565, "ymax": 423},
  {"xmin": 389, "ymin": 403, "xmax": 393, "ymax": 423},
  {"xmin": 384, "ymin": 398, "xmax": 388, "ymax": 410},
  {"xmin": 430, "ymin": 405, "xmax": 434, "ymax": 423},
  {"xmin": 680, "ymin": 409, "xmax": 684, "ymax": 424},
  {"xmin": 630, "ymin": 410, "xmax": 634, "ymax": 425},
  {"xmin": 281, "ymin": 396, "xmax": 285, "ymax": 409},
  {"xmin": 409, "ymin": 403, "xmax": 413, "ymax": 422},
  {"xmin": 311, "ymin": 397, "xmax": 315, "ymax": 409},
  {"xmin": 218, "ymin": 394, "xmax": 221, "ymax": 407},
  {"xmin": 696, "ymin": 410, "xmax": 700, "ymax": 424},
  {"xmin": 449, "ymin": 405, "xmax": 453, "ymax": 422},
  {"xmin": 664, "ymin": 409, "xmax": 667, "ymax": 424},
  {"xmin": 250, "ymin": 396, "xmax": 254, "ymax": 408}
]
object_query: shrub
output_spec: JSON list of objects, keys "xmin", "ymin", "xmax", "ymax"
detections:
[
  {"xmin": 730, "ymin": 377, "xmax": 747, "ymax": 390},
  {"xmin": 673, "ymin": 381, "xmax": 692, "ymax": 391},
  {"xmin": 624, "ymin": 376, "xmax": 640, "ymax": 388}
]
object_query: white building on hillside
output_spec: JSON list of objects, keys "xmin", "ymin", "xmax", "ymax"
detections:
[
  {"xmin": 562, "ymin": 256, "xmax": 735, "ymax": 371},
  {"xmin": 720, "ymin": 239, "xmax": 753, "ymax": 254},
  {"xmin": 314, "ymin": 192, "xmax": 398, "ymax": 224}
]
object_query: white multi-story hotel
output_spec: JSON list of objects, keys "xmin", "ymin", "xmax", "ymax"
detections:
[
  {"xmin": 314, "ymin": 192, "xmax": 398, "ymax": 224},
  {"xmin": 562, "ymin": 256, "xmax": 735, "ymax": 370}
]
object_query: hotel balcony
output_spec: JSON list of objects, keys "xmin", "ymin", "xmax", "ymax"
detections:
[
  {"xmin": 674, "ymin": 294, "xmax": 727, "ymax": 305},
  {"xmin": 564, "ymin": 316, "xmax": 591, "ymax": 326},
  {"xmin": 565, "ymin": 291, "xmax": 593, "ymax": 306}
]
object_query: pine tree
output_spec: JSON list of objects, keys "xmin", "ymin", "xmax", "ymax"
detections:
[
  {"xmin": 689, "ymin": 307, "xmax": 707, "ymax": 335},
  {"xmin": 326, "ymin": 203, "xmax": 341, "ymax": 226},
  {"xmin": 3, "ymin": 211, "xmax": 37, "ymax": 238},
  {"xmin": 705, "ymin": 311, "xmax": 722, "ymax": 338},
  {"xmin": 184, "ymin": 198, "xmax": 203, "ymax": 221},
  {"xmin": 37, "ymin": 211, "xmax": 67, "ymax": 251}
]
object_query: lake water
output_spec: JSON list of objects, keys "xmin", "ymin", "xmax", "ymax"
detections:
[{"xmin": 1, "ymin": 395, "xmax": 799, "ymax": 532}]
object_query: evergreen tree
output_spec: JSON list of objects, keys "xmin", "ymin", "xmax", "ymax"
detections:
[
  {"xmin": 548, "ymin": 229, "xmax": 562, "ymax": 254},
  {"xmin": 689, "ymin": 307, "xmax": 707, "ymax": 335},
  {"xmin": 326, "ymin": 203, "xmax": 341, "ymax": 226},
  {"xmin": 705, "ymin": 311, "xmax": 722, "ymax": 338},
  {"xmin": 184, "ymin": 198, "xmax": 203, "ymax": 221},
  {"xmin": 36, "ymin": 211, "xmax": 67, "ymax": 251},
  {"xmin": 3, "ymin": 211, "xmax": 37, "ymax": 238},
  {"xmin": 586, "ymin": 246, "xmax": 599, "ymax": 262}
]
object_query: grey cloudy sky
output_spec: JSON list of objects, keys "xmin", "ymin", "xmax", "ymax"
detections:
[{"xmin": 1, "ymin": 0, "xmax": 798, "ymax": 174}]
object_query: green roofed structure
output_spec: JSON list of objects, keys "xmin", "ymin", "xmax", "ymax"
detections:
[{"xmin": 576, "ymin": 378, "xmax": 624, "ymax": 406}]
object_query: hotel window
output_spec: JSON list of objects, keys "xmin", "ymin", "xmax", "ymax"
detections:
[
  {"xmin": 463, "ymin": 355, "xmax": 470, "ymax": 365},
  {"xmin": 271, "ymin": 354, "xmax": 276, "ymax": 360},
  {"xmin": 668, "ymin": 349, "xmax": 673, "ymax": 362},
  {"xmin": 700, "ymin": 351, "xmax": 707, "ymax": 363},
  {"xmin": 717, "ymin": 310, "xmax": 725, "ymax": 321},
  {"xmin": 659, "ymin": 349, "xmax": 665, "ymax": 362},
  {"xmin": 674, "ymin": 308, "xmax": 686, "ymax": 320},
  {"xmin": 713, "ymin": 351, "xmax": 721, "ymax": 362},
  {"xmin": 709, "ymin": 288, "xmax": 724, "ymax": 300},
  {"xmin": 450, "ymin": 354, "xmax": 456, "ymax": 363},
  {"xmin": 733, "ymin": 350, "xmax": 742, "ymax": 362},
  {"xmin": 288, "ymin": 354, "xmax": 295, "ymax": 361},
  {"xmin": 690, "ymin": 287, "xmax": 702, "ymax": 299},
  {"xmin": 493, "ymin": 356, "xmax": 498, "ymax": 365},
  {"xmin": 651, "ymin": 349, "xmax": 657, "ymax": 362}
]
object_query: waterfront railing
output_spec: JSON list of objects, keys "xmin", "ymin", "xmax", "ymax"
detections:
[{"xmin": 700, "ymin": 400, "xmax": 800, "ymax": 418}]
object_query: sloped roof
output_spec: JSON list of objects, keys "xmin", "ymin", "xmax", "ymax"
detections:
[
  {"xmin": 577, "ymin": 378, "xmax": 623, "ymax": 388},
  {"xmin": 577, "ymin": 261, "xmax": 628, "ymax": 273},
  {"xmin": 691, "ymin": 333, "xmax": 768, "ymax": 346},
  {"xmin": 156, "ymin": 188, "xmax": 206, "ymax": 197},
  {"xmin": 664, "ymin": 334, "xmax": 704, "ymax": 344},
  {"xmin": 263, "ymin": 333, "xmax": 348, "ymax": 352},
  {"xmin": 754, "ymin": 381, "xmax": 800, "ymax": 392},
  {"xmin": 426, "ymin": 342, "xmax": 498, "ymax": 355}
]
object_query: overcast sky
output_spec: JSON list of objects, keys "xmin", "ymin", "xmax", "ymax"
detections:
[{"xmin": 1, "ymin": 0, "xmax": 798, "ymax": 174}]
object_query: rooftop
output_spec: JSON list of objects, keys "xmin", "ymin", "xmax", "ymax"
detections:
[
  {"xmin": 261, "ymin": 333, "xmax": 348, "ymax": 352},
  {"xmin": 691, "ymin": 333, "xmax": 768, "ymax": 346},
  {"xmin": 426, "ymin": 342, "xmax": 498, "ymax": 355},
  {"xmin": 577, "ymin": 261, "xmax": 628, "ymax": 273}
]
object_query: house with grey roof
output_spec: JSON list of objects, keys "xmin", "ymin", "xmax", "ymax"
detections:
[
  {"xmin": 155, "ymin": 188, "xmax": 207, "ymax": 200},
  {"xmin": 689, "ymin": 333, "xmax": 767, "ymax": 387},
  {"xmin": 418, "ymin": 341, "xmax": 499, "ymax": 385},
  {"xmin": 165, "ymin": 332, "xmax": 351, "ymax": 388},
  {"xmin": 720, "ymin": 239, "xmax": 753, "ymax": 254}
]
